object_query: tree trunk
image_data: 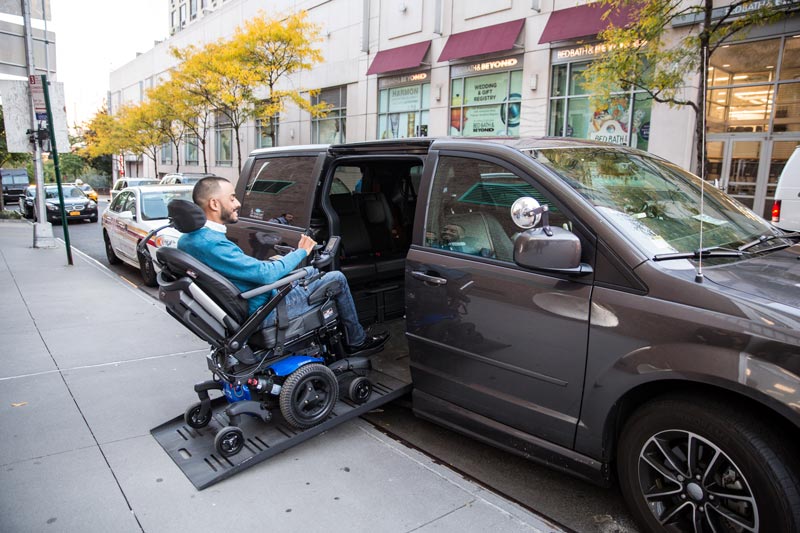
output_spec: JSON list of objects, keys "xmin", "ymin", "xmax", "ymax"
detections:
[
  {"xmin": 694, "ymin": 0, "xmax": 713, "ymax": 179},
  {"xmin": 173, "ymin": 139, "xmax": 181, "ymax": 173},
  {"xmin": 200, "ymin": 137, "xmax": 208, "ymax": 173},
  {"xmin": 234, "ymin": 124, "xmax": 242, "ymax": 176}
]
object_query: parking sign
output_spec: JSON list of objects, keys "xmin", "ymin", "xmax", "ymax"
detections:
[{"xmin": 29, "ymin": 75, "xmax": 47, "ymax": 120}]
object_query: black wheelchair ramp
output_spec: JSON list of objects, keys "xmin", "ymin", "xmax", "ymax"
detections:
[{"xmin": 151, "ymin": 369, "xmax": 411, "ymax": 490}]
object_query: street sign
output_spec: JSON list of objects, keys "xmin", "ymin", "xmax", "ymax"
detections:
[
  {"xmin": 29, "ymin": 75, "xmax": 47, "ymax": 120},
  {"xmin": 0, "ymin": 79, "xmax": 70, "ymax": 153}
]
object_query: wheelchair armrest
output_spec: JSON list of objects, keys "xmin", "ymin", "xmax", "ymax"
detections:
[{"xmin": 240, "ymin": 268, "xmax": 310, "ymax": 300}]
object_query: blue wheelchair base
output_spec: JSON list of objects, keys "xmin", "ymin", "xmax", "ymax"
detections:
[{"xmin": 151, "ymin": 368, "xmax": 411, "ymax": 490}]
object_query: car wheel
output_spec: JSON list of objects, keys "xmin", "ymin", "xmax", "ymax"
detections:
[
  {"xmin": 617, "ymin": 395, "xmax": 800, "ymax": 533},
  {"xmin": 279, "ymin": 363, "xmax": 338, "ymax": 429},
  {"xmin": 103, "ymin": 231, "xmax": 121, "ymax": 265},
  {"xmin": 138, "ymin": 250, "xmax": 158, "ymax": 287},
  {"xmin": 89, "ymin": 215, "xmax": 98, "ymax": 223}
]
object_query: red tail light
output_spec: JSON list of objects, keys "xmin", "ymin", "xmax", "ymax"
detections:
[{"xmin": 772, "ymin": 199, "xmax": 781, "ymax": 223}]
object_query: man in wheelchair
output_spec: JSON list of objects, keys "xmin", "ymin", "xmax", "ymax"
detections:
[
  {"xmin": 180, "ymin": 177, "xmax": 388, "ymax": 354},
  {"xmin": 151, "ymin": 177, "xmax": 388, "ymax": 457}
]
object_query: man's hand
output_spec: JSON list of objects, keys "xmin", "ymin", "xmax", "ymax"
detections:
[{"xmin": 297, "ymin": 234, "xmax": 317, "ymax": 255}]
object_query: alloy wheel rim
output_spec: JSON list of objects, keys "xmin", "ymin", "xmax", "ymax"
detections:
[{"xmin": 637, "ymin": 429, "xmax": 758, "ymax": 532}]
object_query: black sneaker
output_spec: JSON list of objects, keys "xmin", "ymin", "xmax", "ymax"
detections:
[{"xmin": 345, "ymin": 332, "xmax": 390, "ymax": 354}]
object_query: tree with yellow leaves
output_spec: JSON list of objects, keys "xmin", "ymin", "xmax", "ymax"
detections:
[
  {"xmin": 116, "ymin": 101, "xmax": 167, "ymax": 177},
  {"xmin": 171, "ymin": 39, "xmax": 259, "ymax": 175},
  {"xmin": 148, "ymin": 80, "xmax": 188, "ymax": 173},
  {"xmin": 233, "ymin": 10, "xmax": 330, "ymax": 148}
]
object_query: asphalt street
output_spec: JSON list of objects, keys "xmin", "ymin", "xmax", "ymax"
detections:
[{"xmin": 13, "ymin": 198, "xmax": 639, "ymax": 533}]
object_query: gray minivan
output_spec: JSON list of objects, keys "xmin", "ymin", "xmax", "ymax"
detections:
[{"xmin": 223, "ymin": 138, "xmax": 800, "ymax": 532}]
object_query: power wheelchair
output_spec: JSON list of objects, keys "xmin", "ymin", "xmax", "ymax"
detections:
[{"xmin": 138, "ymin": 200, "xmax": 376, "ymax": 458}]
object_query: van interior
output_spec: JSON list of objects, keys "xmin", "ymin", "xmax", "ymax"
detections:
[{"xmin": 307, "ymin": 157, "xmax": 424, "ymax": 380}]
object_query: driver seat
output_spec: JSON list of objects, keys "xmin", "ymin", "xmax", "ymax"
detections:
[{"xmin": 155, "ymin": 200, "xmax": 341, "ymax": 358}]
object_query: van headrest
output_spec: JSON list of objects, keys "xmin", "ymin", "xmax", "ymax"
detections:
[{"xmin": 168, "ymin": 199, "xmax": 206, "ymax": 233}]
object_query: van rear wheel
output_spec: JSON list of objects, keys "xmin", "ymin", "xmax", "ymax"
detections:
[{"xmin": 617, "ymin": 395, "xmax": 800, "ymax": 533}]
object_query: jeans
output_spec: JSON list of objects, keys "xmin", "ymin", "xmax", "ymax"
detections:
[{"xmin": 262, "ymin": 270, "xmax": 366, "ymax": 346}]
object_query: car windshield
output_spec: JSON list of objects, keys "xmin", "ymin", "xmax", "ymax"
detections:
[
  {"xmin": 140, "ymin": 190, "xmax": 194, "ymax": 220},
  {"xmin": 44, "ymin": 186, "xmax": 87, "ymax": 200},
  {"xmin": 528, "ymin": 147, "xmax": 785, "ymax": 259}
]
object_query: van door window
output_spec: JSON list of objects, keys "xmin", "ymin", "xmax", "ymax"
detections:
[
  {"xmin": 424, "ymin": 156, "xmax": 571, "ymax": 262},
  {"xmin": 240, "ymin": 156, "xmax": 318, "ymax": 227}
]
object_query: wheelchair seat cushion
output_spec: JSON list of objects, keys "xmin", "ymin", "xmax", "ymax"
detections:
[{"xmin": 168, "ymin": 199, "xmax": 206, "ymax": 233}]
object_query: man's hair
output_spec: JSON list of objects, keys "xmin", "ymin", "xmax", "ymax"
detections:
[{"xmin": 193, "ymin": 177, "xmax": 230, "ymax": 207}]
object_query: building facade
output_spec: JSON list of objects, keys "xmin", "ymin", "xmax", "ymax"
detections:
[{"xmin": 109, "ymin": 0, "xmax": 800, "ymax": 219}]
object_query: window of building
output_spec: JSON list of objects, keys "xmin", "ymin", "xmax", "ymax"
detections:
[
  {"xmin": 424, "ymin": 156, "xmax": 568, "ymax": 263},
  {"xmin": 312, "ymin": 86, "xmax": 347, "ymax": 144},
  {"xmin": 215, "ymin": 115, "xmax": 232, "ymax": 166},
  {"xmin": 170, "ymin": 10, "xmax": 176, "ymax": 30},
  {"xmin": 185, "ymin": 134, "xmax": 199, "ymax": 165},
  {"xmin": 707, "ymin": 36, "xmax": 800, "ymax": 134},
  {"xmin": 450, "ymin": 66, "xmax": 522, "ymax": 137},
  {"xmin": 378, "ymin": 82, "xmax": 430, "ymax": 138},
  {"xmin": 256, "ymin": 116, "xmax": 279, "ymax": 149},
  {"xmin": 549, "ymin": 59, "xmax": 652, "ymax": 150},
  {"xmin": 190, "ymin": 0, "xmax": 197, "ymax": 18},
  {"xmin": 240, "ymin": 156, "xmax": 319, "ymax": 227},
  {"xmin": 179, "ymin": 4, "xmax": 186, "ymax": 26},
  {"xmin": 160, "ymin": 142, "xmax": 173, "ymax": 165}
]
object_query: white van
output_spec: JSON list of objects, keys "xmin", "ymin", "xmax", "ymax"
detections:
[{"xmin": 772, "ymin": 146, "xmax": 800, "ymax": 231}]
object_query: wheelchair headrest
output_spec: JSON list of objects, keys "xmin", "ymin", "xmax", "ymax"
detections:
[{"xmin": 169, "ymin": 199, "xmax": 206, "ymax": 233}]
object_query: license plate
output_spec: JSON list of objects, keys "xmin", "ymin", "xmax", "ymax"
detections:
[{"xmin": 69, "ymin": 211, "xmax": 80, "ymax": 216}]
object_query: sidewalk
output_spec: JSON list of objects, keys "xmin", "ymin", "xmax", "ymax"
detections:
[{"xmin": 0, "ymin": 221, "xmax": 565, "ymax": 533}]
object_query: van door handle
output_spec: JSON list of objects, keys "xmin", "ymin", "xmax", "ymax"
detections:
[{"xmin": 411, "ymin": 271, "xmax": 447, "ymax": 285}]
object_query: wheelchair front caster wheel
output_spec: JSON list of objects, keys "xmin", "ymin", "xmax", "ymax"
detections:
[
  {"xmin": 348, "ymin": 376, "xmax": 372, "ymax": 404},
  {"xmin": 184, "ymin": 402, "xmax": 212, "ymax": 429},
  {"xmin": 214, "ymin": 426, "xmax": 244, "ymax": 457},
  {"xmin": 280, "ymin": 363, "xmax": 339, "ymax": 429}
]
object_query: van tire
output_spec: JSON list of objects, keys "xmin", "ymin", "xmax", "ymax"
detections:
[{"xmin": 617, "ymin": 395, "xmax": 800, "ymax": 533}]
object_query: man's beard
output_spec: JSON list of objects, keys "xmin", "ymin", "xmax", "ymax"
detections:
[{"xmin": 220, "ymin": 206, "xmax": 238, "ymax": 224}]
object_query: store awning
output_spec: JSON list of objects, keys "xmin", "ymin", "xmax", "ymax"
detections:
[
  {"xmin": 366, "ymin": 41, "xmax": 432, "ymax": 75},
  {"xmin": 438, "ymin": 19, "xmax": 525, "ymax": 62},
  {"xmin": 538, "ymin": 4, "xmax": 637, "ymax": 44}
]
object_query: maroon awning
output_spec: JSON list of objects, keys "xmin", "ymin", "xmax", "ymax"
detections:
[
  {"xmin": 438, "ymin": 19, "xmax": 525, "ymax": 62},
  {"xmin": 538, "ymin": 4, "xmax": 636, "ymax": 44},
  {"xmin": 366, "ymin": 41, "xmax": 431, "ymax": 75}
]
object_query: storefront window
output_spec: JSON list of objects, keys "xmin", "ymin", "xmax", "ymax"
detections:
[
  {"xmin": 549, "ymin": 59, "xmax": 650, "ymax": 150},
  {"xmin": 450, "ymin": 69, "xmax": 522, "ymax": 137},
  {"xmin": 312, "ymin": 86, "xmax": 347, "ymax": 144},
  {"xmin": 378, "ymin": 82, "xmax": 430, "ymax": 138}
]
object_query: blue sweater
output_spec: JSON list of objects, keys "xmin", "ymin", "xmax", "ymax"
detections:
[{"xmin": 178, "ymin": 226, "xmax": 308, "ymax": 315}]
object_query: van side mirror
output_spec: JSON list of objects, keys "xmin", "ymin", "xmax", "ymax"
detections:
[{"xmin": 513, "ymin": 227, "xmax": 593, "ymax": 276}]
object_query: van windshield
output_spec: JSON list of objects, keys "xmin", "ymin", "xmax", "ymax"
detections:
[{"xmin": 528, "ymin": 147, "xmax": 787, "ymax": 258}]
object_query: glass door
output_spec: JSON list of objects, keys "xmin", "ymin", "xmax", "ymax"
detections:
[{"xmin": 727, "ymin": 140, "xmax": 762, "ymax": 210}]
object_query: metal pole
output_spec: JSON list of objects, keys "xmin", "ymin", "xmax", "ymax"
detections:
[
  {"xmin": 42, "ymin": 74, "xmax": 72, "ymax": 265},
  {"xmin": 21, "ymin": 0, "xmax": 54, "ymax": 247}
]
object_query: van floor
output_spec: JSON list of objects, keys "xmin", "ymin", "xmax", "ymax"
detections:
[{"xmin": 368, "ymin": 318, "xmax": 410, "ymax": 384}]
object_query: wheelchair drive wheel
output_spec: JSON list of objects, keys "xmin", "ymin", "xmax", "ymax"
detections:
[
  {"xmin": 214, "ymin": 426, "xmax": 244, "ymax": 457},
  {"xmin": 280, "ymin": 363, "xmax": 339, "ymax": 429},
  {"xmin": 346, "ymin": 376, "xmax": 372, "ymax": 404},
  {"xmin": 184, "ymin": 402, "xmax": 212, "ymax": 429}
]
